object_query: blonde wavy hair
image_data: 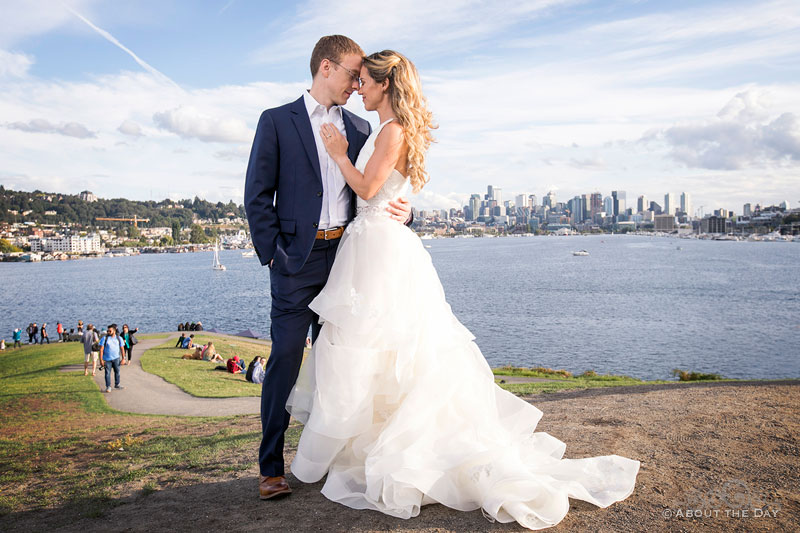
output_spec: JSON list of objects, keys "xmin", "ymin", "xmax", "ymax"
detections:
[{"xmin": 363, "ymin": 50, "xmax": 436, "ymax": 192}]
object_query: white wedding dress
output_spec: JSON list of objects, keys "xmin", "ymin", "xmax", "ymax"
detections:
[{"xmin": 286, "ymin": 119, "xmax": 639, "ymax": 530}]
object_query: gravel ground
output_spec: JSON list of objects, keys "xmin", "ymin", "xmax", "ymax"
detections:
[{"xmin": 4, "ymin": 380, "xmax": 797, "ymax": 532}]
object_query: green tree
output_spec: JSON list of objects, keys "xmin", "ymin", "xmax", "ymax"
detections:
[
  {"xmin": 190, "ymin": 224, "xmax": 207, "ymax": 244},
  {"xmin": 160, "ymin": 235, "xmax": 174, "ymax": 247},
  {"xmin": 171, "ymin": 220, "xmax": 181, "ymax": 242},
  {"xmin": 128, "ymin": 224, "xmax": 140, "ymax": 239},
  {"xmin": 0, "ymin": 238, "xmax": 22, "ymax": 253}
]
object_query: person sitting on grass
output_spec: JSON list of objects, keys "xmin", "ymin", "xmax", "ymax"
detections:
[
  {"xmin": 246, "ymin": 356, "xmax": 266, "ymax": 384},
  {"xmin": 182, "ymin": 342, "xmax": 225, "ymax": 363},
  {"xmin": 226, "ymin": 355, "xmax": 246, "ymax": 374},
  {"xmin": 181, "ymin": 334, "xmax": 194, "ymax": 349},
  {"xmin": 175, "ymin": 332, "xmax": 187, "ymax": 348}
]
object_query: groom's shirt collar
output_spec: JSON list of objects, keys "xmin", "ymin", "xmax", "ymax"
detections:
[
  {"xmin": 301, "ymin": 91, "xmax": 349, "ymax": 230},
  {"xmin": 303, "ymin": 90, "xmax": 343, "ymax": 120}
]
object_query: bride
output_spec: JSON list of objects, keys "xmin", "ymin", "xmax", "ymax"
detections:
[{"xmin": 286, "ymin": 50, "xmax": 639, "ymax": 530}]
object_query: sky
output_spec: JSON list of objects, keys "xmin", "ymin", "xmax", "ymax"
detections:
[{"xmin": 1, "ymin": 0, "xmax": 798, "ymax": 216}]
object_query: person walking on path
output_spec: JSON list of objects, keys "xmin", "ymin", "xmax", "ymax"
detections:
[
  {"xmin": 82, "ymin": 324, "xmax": 100, "ymax": 376},
  {"xmin": 13, "ymin": 328, "xmax": 22, "ymax": 348},
  {"xmin": 30, "ymin": 323, "xmax": 38, "ymax": 344},
  {"xmin": 120, "ymin": 324, "xmax": 139, "ymax": 365},
  {"xmin": 99, "ymin": 324, "xmax": 125, "ymax": 393},
  {"xmin": 40, "ymin": 323, "xmax": 49, "ymax": 344},
  {"xmin": 56, "ymin": 322, "xmax": 64, "ymax": 342}
]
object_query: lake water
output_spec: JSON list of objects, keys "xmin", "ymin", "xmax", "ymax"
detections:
[{"xmin": 2, "ymin": 234, "xmax": 798, "ymax": 380}]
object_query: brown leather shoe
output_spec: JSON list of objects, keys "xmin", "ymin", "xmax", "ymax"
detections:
[{"xmin": 259, "ymin": 475, "xmax": 292, "ymax": 500}]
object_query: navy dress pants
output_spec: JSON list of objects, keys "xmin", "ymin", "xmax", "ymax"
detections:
[{"xmin": 259, "ymin": 238, "xmax": 340, "ymax": 477}]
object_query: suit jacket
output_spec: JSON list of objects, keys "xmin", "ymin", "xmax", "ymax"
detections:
[{"xmin": 245, "ymin": 96, "xmax": 371, "ymax": 275}]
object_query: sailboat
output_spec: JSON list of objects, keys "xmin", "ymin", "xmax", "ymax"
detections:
[{"xmin": 212, "ymin": 240, "xmax": 226, "ymax": 271}]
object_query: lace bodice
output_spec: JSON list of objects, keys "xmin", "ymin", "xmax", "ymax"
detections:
[{"xmin": 353, "ymin": 119, "xmax": 410, "ymax": 217}]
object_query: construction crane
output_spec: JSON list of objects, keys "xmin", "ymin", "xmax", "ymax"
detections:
[{"xmin": 95, "ymin": 215, "xmax": 150, "ymax": 227}]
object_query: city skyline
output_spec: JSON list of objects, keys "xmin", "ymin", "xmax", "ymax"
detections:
[{"xmin": 1, "ymin": 1, "xmax": 798, "ymax": 213}]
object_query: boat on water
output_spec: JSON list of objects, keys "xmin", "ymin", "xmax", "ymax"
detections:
[
  {"xmin": 212, "ymin": 240, "xmax": 226, "ymax": 271},
  {"xmin": 572, "ymin": 250, "xmax": 589, "ymax": 256},
  {"xmin": 241, "ymin": 249, "xmax": 256, "ymax": 257}
]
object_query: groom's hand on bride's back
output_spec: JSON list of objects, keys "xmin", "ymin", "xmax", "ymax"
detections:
[{"xmin": 387, "ymin": 197, "xmax": 413, "ymax": 225}]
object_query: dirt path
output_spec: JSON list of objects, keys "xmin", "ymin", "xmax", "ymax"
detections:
[{"xmin": 7, "ymin": 380, "xmax": 797, "ymax": 532}]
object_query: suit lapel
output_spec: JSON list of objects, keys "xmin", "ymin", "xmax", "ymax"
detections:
[
  {"xmin": 342, "ymin": 112, "xmax": 361, "ymax": 164},
  {"xmin": 290, "ymin": 97, "xmax": 322, "ymax": 184}
]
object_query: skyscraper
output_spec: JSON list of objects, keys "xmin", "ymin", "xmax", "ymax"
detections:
[
  {"xmin": 680, "ymin": 192, "xmax": 691, "ymax": 218},
  {"xmin": 603, "ymin": 196, "xmax": 613, "ymax": 215},
  {"xmin": 543, "ymin": 191, "xmax": 556, "ymax": 208},
  {"xmin": 493, "ymin": 188, "xmax": 503, "ymax": 207},
  {"xmin": 612, "ymin": 190, "xmax": 626, "ymax": 218},
  {"xmin": 469, "ymin": 194, "xmax": 480, "ymax": 221},
  {"xmin": 515, "ymin": 194, "xmax": 529, "ymax": 209},
  {"xmin": 590, "ymin": 192, "xmax": 602, "ymax": 218},
  {"xmin": 743, "ymin": 203, "xmax": 752, "ymax": 217},
  {"xmin": 664, "ymin": 193, "xmax": 675, "ymax": 215},
  {"xmin": 637, "ymin": 195, "xmax": 648, "ymax": 213}
]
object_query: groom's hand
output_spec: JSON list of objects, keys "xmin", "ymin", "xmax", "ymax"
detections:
[{"xmin": 387, "ymin": 197, "xmax": 412, "ymax": 224}]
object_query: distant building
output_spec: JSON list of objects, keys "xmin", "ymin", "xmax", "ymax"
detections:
[
  {"xmin": 680, "ymin": 192, "xmax": 692, "ymax": 219},
  {"xmin": 743, "ymin": 203, "xmax": 752, "ymax": 217},
  {"xmin": 664, "ymin": 193, "xmax": 676, "ymax": 215},
  {"xmin": 701, "ymin": 216, "xmax": 727, "ymax": 234},
  {"xmin": 80, "ymin": 190, "xmax": 98, "ymax": 203},
  {"xmin": 612, "ymin": 190, "xmax": 626, "ymax": 218},
  {"xmin": 654, "ymin": 214, "xmax": 677, "ymax": 232},
  {"xmin": 29, "ymin": 234, "xmax": 102, "ymax": 253},
  {"xmin": 637, "ymin": 195, "xmax": 648, "ymax": 214}
]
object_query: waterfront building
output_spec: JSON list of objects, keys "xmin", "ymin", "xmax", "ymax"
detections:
[
  {"xmin": 29, "ymin": 234, "xmax": 102, "ymax": 253},
  {"xmin": 654, "ymin": 214, "xmax": 677, "ymax": 232},
  {"xmin": 701, "ymin": 216, "xmax": 726, "ymax": 234},
  {"xmin": 743, "ymin": 203, "xmax": 752, "ymax": 217}
]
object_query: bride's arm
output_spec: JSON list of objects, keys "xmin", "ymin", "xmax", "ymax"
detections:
[{"xmin": 320, "ymin": 122, "xmax": 405, "ymax": 201}]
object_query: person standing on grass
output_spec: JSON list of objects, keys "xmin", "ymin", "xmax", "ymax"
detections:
[
  {"xmin": 82, "ymin": 324, "xmax": 100, "ymax": 376},
  {"xmin": 13, "ymin": 328, "xmax": 22, "ymax": 349},
  {"xmin": 99, "ymin": 324, "xmax": 125, "ymax": 393},
  {"xmin": 30, "ymin": 323, "xmax": 38, "ymax": 344},
  {"xmin": 56, "ymin": 322, "xmax": 64, "ymax": 342},
  {"xmin": 40, "ymin": 323, "xmax": 49, "ymax": 344}
]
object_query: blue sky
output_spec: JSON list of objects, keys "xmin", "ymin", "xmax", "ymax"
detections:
[{"xmin": 1, "ymin": 0, "xmax": 798, "ymax": 214}]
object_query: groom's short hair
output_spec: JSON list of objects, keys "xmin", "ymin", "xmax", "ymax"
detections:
[{"xmin": 310, "ymin": 35, "xmax": 364, "ymax": 77}]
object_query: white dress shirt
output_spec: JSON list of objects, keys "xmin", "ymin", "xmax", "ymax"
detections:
[{"xmin": 303, "ymin": 91, "xmax": 350, "ymax": 229}]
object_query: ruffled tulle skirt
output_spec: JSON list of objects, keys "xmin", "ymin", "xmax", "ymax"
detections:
[{"xmin": 286, "ymin": 214, "xmax": 639, "ymax": 530}]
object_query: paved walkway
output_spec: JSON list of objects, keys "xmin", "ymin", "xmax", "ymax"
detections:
[
  {"xmin": 59, "ymin": 332, "xmax": 558, "ymax": 418},
  {"xmin": 75, "ymin": 334, "xmax": 261, "ymax": 417}
]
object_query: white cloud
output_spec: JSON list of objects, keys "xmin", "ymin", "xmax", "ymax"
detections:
[
  {"xmin": 0, "ymin": 0, "xmax": 99, "ymax": 47},
  {"xmin": 0, "ymin": 49, "xmax": 33, "ymax": 78},
  {"xmin": 153, "ymin": 106, "xmax": 253, "ymax": 143},
  {"xmin": 117, "ymin": 119, "xmax": 143, "ymax": 137},
  {"xmin": 250, "ymin": 0, "xmax": 580, "ymax": 64},
  {"xmin": 655, "ymin": 91, "xmax": 800, "ymax": 170},
  {"xmin": 6, "ymin": 118, "xmax": 96, "ymax": 138}
]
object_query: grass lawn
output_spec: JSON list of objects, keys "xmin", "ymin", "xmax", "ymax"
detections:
[
  {"xmin": 493, "ymin": 366, "xmax": 688, "ymax": 394},
  {"xmin": 0, "ymin": 342, "xmax": 277, "ymax": 520},
  {"xmin": 139, "ymin": 334, "xmax": 310, "ymax": 398}
]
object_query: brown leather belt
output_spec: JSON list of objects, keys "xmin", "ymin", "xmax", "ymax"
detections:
[{"xmin": 315, "ymin": 226, "xmax": 345, "ymax": 240}]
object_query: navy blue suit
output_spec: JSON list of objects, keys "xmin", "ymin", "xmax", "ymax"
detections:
[{"xmin": 245, "ymin": 96, "xmax": 371, "ymax": 477}]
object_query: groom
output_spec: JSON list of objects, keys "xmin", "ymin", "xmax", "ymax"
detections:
[{"xmin": 244, "ymin": 35, "xmax": 412, "ymax": 500}]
